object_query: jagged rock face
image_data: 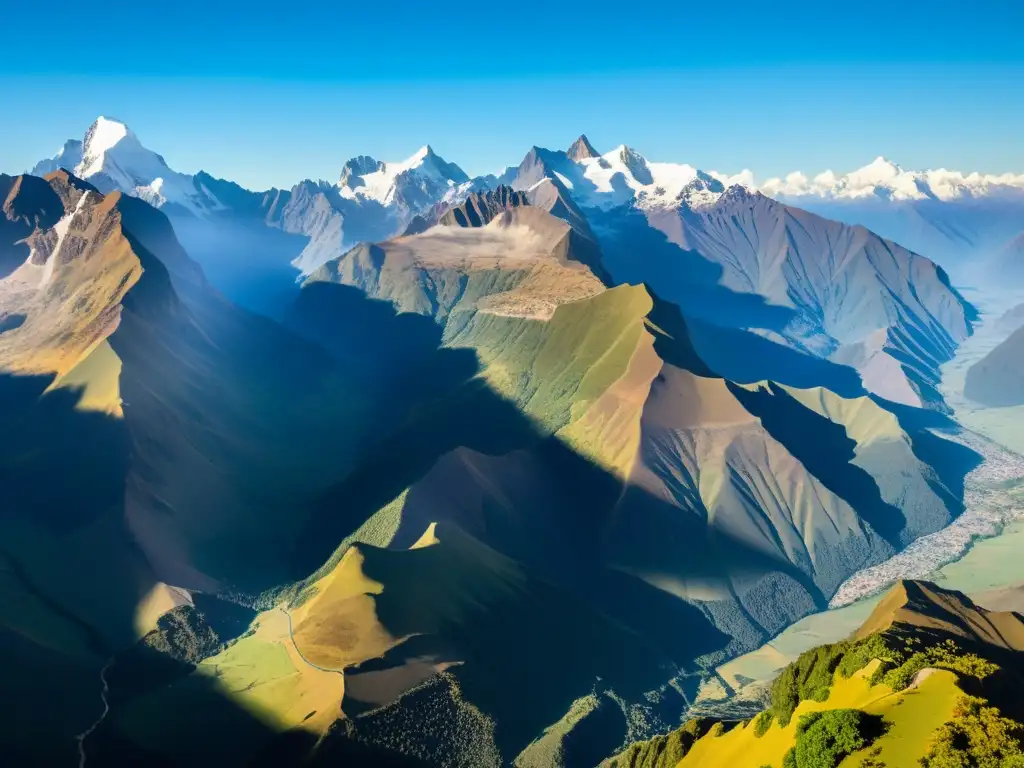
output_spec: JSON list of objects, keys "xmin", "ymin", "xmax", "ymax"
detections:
[
  {"xmin": 1, "ymin": 174, "xmax": 65, "ymax": 278},
  {"xmin": 566, "ymin": 134, "xmax": 600, "ymax": 161},
  {"xmin": 338, "ymin": 155, "xmax": 384, "ymax": 187},
  {"xmin": 438, "ymin": 186, "xmax": 528, "ymax": 228}
]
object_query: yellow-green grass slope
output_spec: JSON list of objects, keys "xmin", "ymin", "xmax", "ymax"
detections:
[
  {"xmin": 110, "ymin": 520, "xmax": 672, "ymax": 764},
  {"xmin": 607, "ymin": 579, "xmax": 1024, "ymax": 768}
]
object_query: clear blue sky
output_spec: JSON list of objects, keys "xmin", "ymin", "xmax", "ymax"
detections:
[{"xmin": 2, "ymin": 0, "xmax": 1023, "ymax": 190}]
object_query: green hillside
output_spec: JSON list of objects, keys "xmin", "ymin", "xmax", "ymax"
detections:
[{"xmin": 607, "ymin": 580, "xmax": 1024, "ymax": 768}]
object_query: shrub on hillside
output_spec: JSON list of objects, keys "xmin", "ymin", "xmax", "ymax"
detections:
[
  {"xmin": 769, "ymin": 631, "xmax": 1001, "ymax": 727},
  {"xmin": 753, "ymin": 711, "xmax": 774, "ymax": 738},
  {"xmin": 769, "ymin": 643, "xmax": 850, "ymax": 725},
  {"xmin": 605, "ymin": 718, "xmax": 713, "ymax": 768},
  {"xmin": 920, "ymin": 695, "xmax": 1024, "ymax": 767},
  {"xmin": 881, "ymin": 640, "xmax": 998, "ymax": 692},
  {"xmin": 780, "ymin": 709, "xmax": 883, "ymax": 768}
]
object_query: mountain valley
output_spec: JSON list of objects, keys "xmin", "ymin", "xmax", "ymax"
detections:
[{"xmin": 3, "ymin": 118, "xmax": 1024, "ymax": 767}]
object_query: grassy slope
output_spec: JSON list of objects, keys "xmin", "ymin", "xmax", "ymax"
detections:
[
  {"xmin": 676, "ymin": 662, "xmax": 960, "ymax": 768},
  {"xmin": 446, "ymin": 283, "xmax": 653, "ymax": 434},
  {"xmin": 324, "ymin": 282, "xmax": 658, "ymax": 564},
  {"xmin": 111, "ymin": 607, "xmax": 343, "ymax": 763}
]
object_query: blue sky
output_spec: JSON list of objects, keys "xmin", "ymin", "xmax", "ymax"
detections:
[{"xmin": 2, "ymin": 1, "xmax": 1023, "ymax": 189}]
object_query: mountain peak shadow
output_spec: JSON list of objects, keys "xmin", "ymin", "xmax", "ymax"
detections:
[
  {"xmin": 729, "ymin": 381, "xmax": 907, "ymax": 545},
  {"xmin": 0, "ymin": 371, "xmax": 129, "ymax": 534},
  {"xmin": 590, "ymin": 205, "xmax": 803, "ymax": 334}
]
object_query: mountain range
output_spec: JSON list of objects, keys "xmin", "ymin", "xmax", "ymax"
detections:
[
  {"xmin": 32, "ymin": 119, "xmax": 984, "ymax": 410},
  {"xmin": 1, "ymin": 116, "xmax": 1018, "ymax": 766},
  {"xmin": 34, "ymin": 120, "xmax": 1024, "ymax": 291}
]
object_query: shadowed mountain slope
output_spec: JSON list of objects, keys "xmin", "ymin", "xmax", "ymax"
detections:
[
  {"xmin": 501, "ymin": 144, "xmax": 976, "ymax": 412},
  {"xmin": 964, "ymin": 321, "xmax": 1024, "ymax": 406}
]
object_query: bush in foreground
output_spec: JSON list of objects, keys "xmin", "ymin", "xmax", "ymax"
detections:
[
  {"xmin": 920, "ymin": 695, "xmax": 1024, "ymax": 768},
  {"xmin": 782, "ymin": 709, "xmax": 883, "ymax": 768}
]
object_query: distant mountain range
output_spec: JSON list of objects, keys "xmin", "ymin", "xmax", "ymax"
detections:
[
  {"xmin": 29, "ymin": 119, "xmax": 984, "ymax": 410},
  {"xmin": 32, "ymin": 119, "xmax": 1024, "ymax": 288}
]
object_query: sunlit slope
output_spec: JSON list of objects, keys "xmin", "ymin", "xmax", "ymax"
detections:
[
  {"xmin": 445, "ymin": 283, "xmax": 654, "ymax": 434},
  {"xmin": 780, "ymin": 385, "xmax": 960, "ymax": 542},
  {"xmin": 674, "ymin": 663, "xmax": 960, "ymax": 768},
  {"xmin": 610, "ymin": 580, "xmax": 1024, "ymax": 768},
  {"xmin": 854, "ymin": 579, "xmax": 1024, "ymax": 648},
  {"xmin": 606, "ymin": 365, "xmax": 971, "ymax": 657},
  {"xmin": 109, "ymin": 522, "xmax": 674, "ymax": 765},
  {"xmin": 108, "ymin": 606, "xmax": 344, "ymax": 765}
]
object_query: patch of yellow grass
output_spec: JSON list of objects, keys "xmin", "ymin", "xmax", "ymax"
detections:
[
  {"xmin": 195, "ymin": 607, "xmax": 344, "ymax": 734},
  {"xmin": 289, "ymin": 546, "xmax": 398, "ymax": 670},
  {"xmin": 47, "ymin": 340, "xmax": 124, "ymax": 416},
  {"xmin": 678, "ymin": 661, "xmax": 960, "ymax": 768},
  {"xmin": 838, "ymin": 669, "xmax": 960, "ymax": 768}
]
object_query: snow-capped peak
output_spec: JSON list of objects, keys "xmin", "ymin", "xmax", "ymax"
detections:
[
  {"xmin": 408, "ymin": 145, "xmax": 433, "ymax": 165},
  {"xmin": 567, "ymin": 143, "xmax": 739, "ymax": 210},
  {"xmin": 337, "ymin": 145, "xmax": 468, "ymax": 205},
  {"xmin": 863, "ymin": 156, "xmax": 901, "ymax": 175},
  {"xmin": 760, "ymin": 158, "xmax": 1024, "ymax": 202},
  {"xmin": 76, "ymin": 116, "xmax": 164, "ymax": 184},
  {"xmin": 82, "ymin": 117, "xmax": 132, "ymax": 158},
  {"xmin": 29, "ymin": 116, "xmax": 223, "ymax": 217},
  {"xmin": 840, "ymin": 156, "xmax": 928, "ymax": 200}
]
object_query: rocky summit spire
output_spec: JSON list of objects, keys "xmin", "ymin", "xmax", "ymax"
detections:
[{"xmin": 566, "ymin": 134, "xmax": 600, "ymax": 161}]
